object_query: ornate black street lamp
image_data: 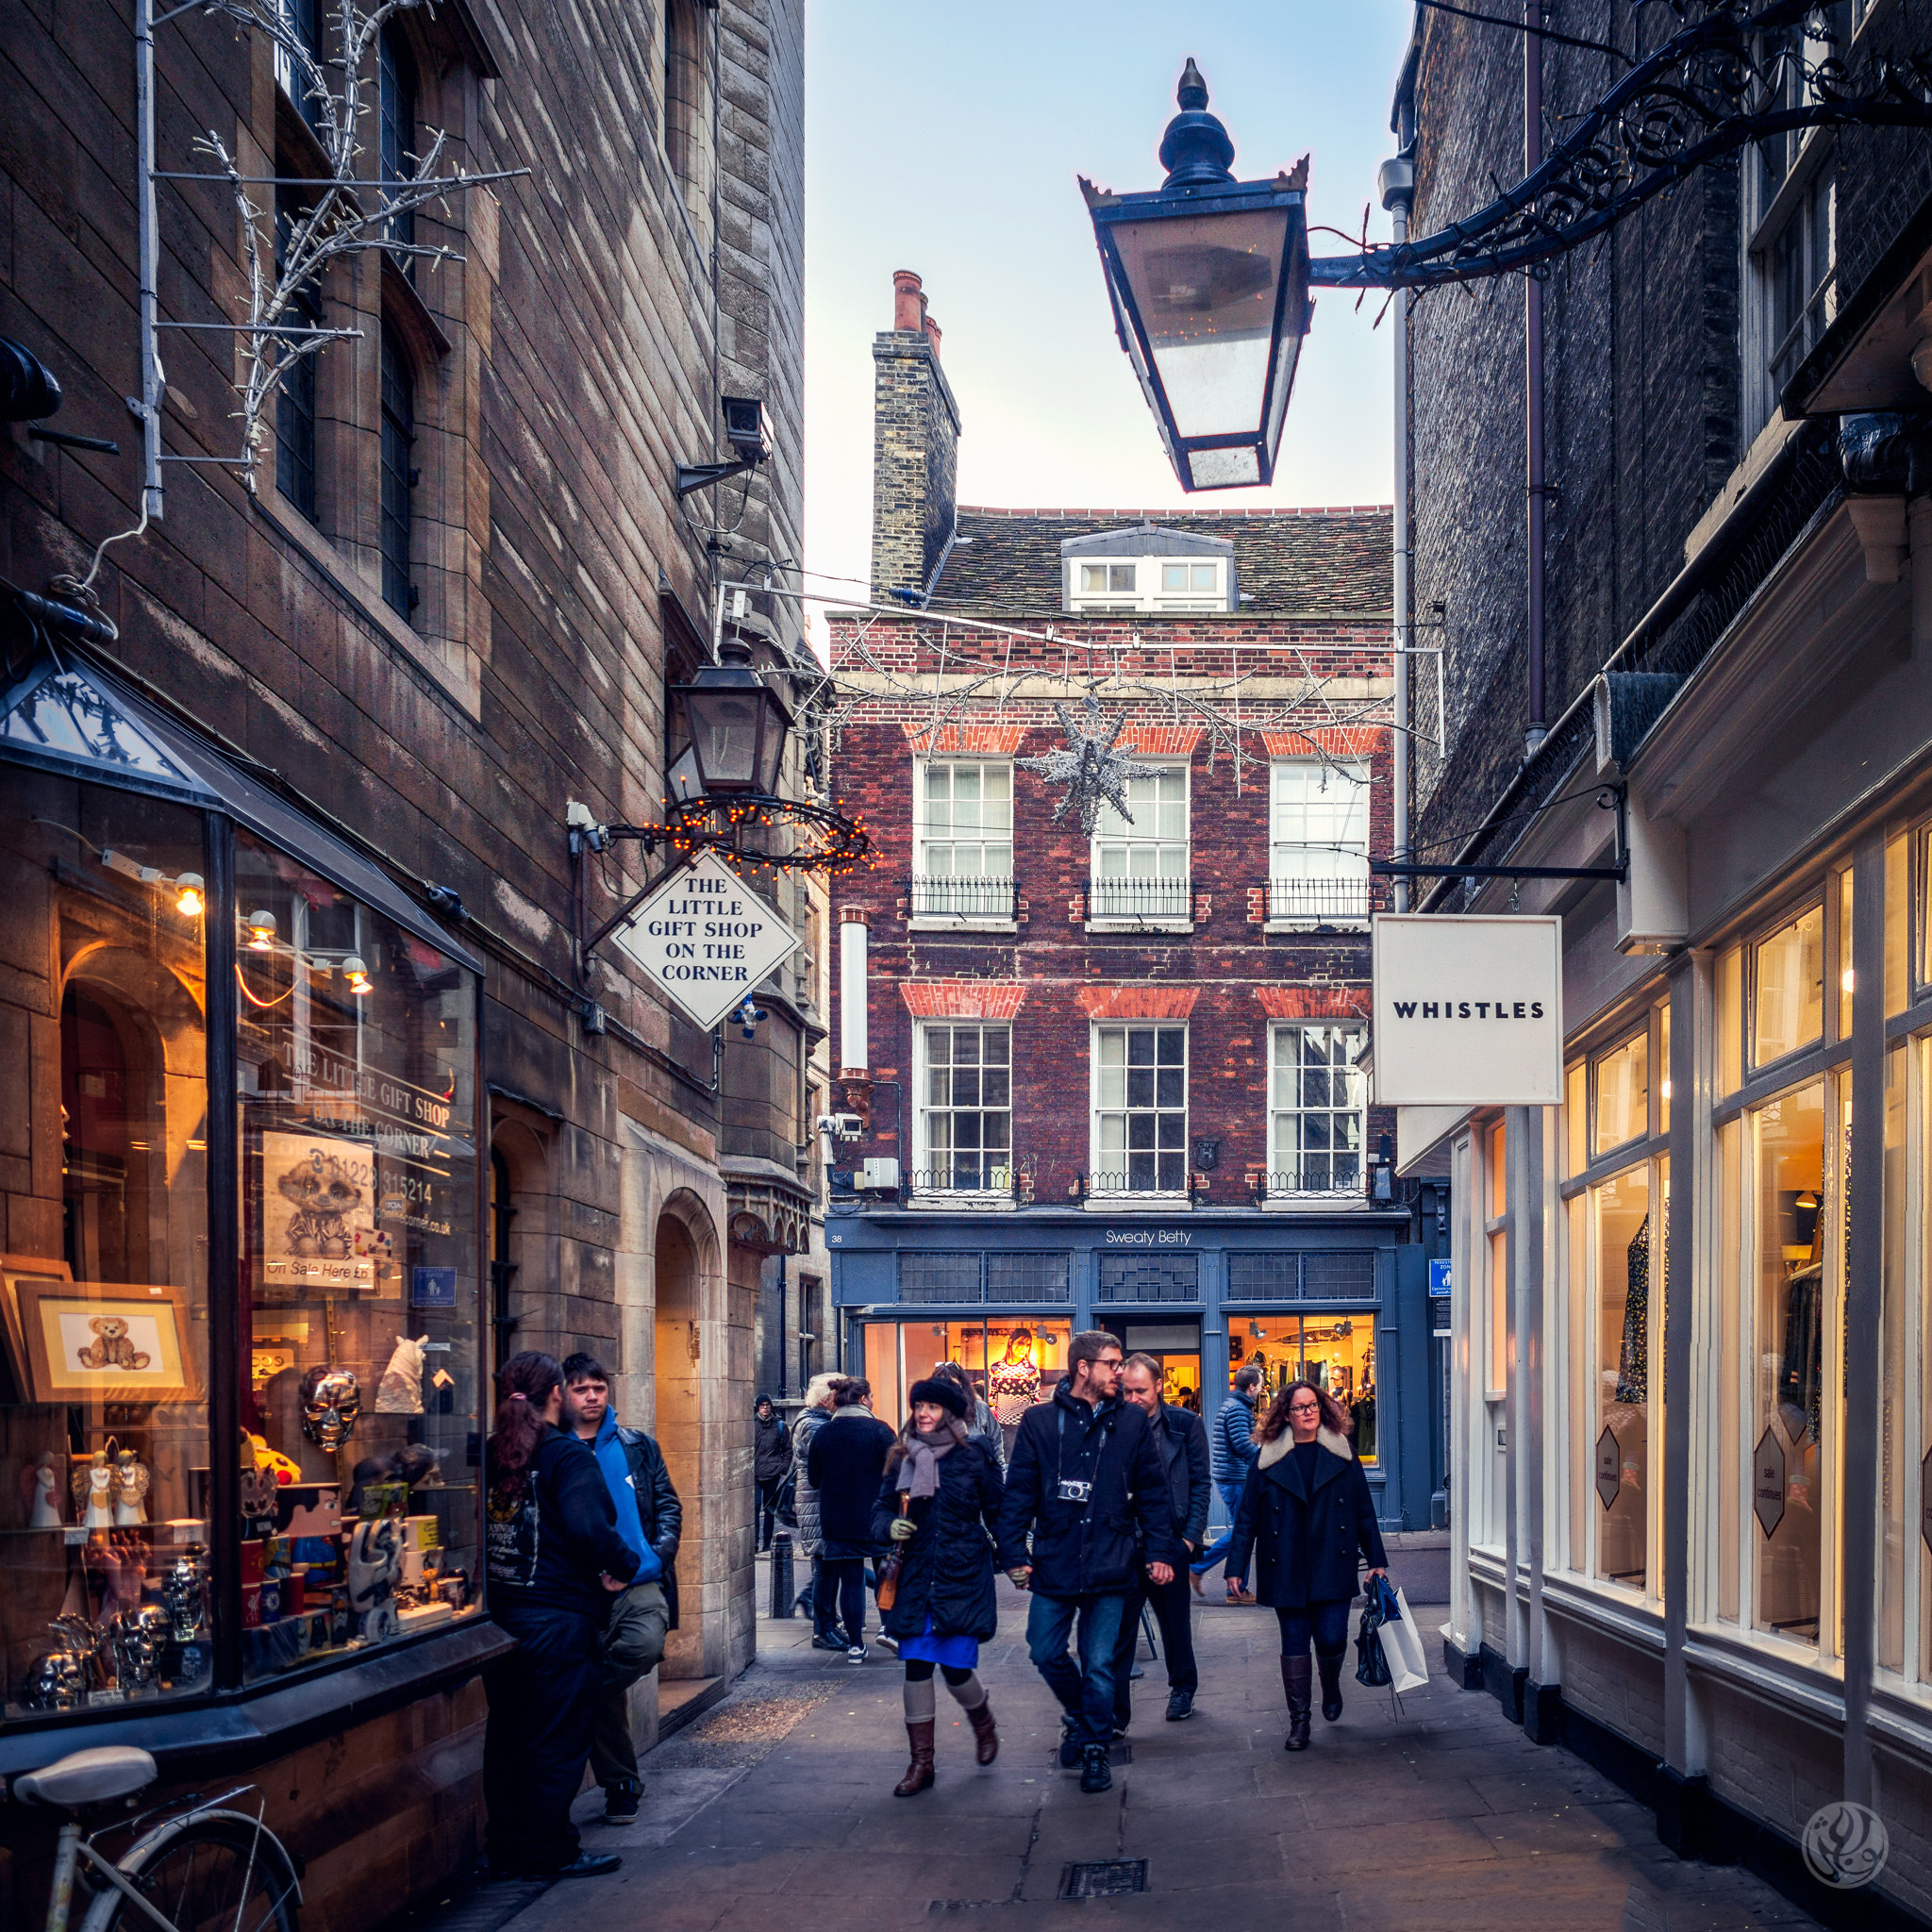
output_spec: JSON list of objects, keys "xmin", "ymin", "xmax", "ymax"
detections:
[
  {"xmin": 671, "ymin": 638, "xmax": 791, "ymax": 796},
  {"xmin": 1081, "ymin": 59, "xmax": 1310, "ymax": 492}
]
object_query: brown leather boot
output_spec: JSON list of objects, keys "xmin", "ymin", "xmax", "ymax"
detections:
[
  {"xmin": 1280, "ymin": 1656, "xmax": 1313, "ymax": 1751},
  {"xmin": 966, "ymin": 1697, "xmax": 999, "ymax": 1765},
  {"xmin": 894, "ymin": 1719, "xmax": 936, "ymax": 1795}
]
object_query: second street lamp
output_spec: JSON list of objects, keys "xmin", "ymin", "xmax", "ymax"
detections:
[{"xmin": 1081, "ymin": 58, "xmax": 1311, "ymax": 492}]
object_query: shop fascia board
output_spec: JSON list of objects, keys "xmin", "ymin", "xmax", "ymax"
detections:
[{"xmin": 1625, "ymin": 502, "xmax": 1900, "ymax": 829}]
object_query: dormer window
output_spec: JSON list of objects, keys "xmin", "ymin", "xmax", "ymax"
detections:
[
  {"xmin": 1080, "ymin": 564, "xmax": 1137, "ymax": 597},
  {"xmin": 1062, "ymin": 528, "xmax": 1235, "ymax": 614},
  {"xmin": 1162, "ymin": 562, "xmax": 1219, "ymax": 595}
]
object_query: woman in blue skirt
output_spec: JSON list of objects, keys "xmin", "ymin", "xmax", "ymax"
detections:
[{"xmin": 873, "ymin": 1376, "xmax": 1006, "ymax": 1794}]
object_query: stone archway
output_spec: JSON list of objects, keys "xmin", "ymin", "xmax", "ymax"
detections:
[{"xmin": 653, "ymin": 1191, "xmax": 716, "ymax": 1680}]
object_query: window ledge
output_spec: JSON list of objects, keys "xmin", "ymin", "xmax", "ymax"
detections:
[
  {"xmin": 1540, "ymin": 1568, "xmax": 1666, "ymax": 1650},
  {"xmin": 1083, "ymin": 1191, "xmax": 1191, "ymax": 1212},
  {"xmin": 907, "ymin": 1190, "xmax": 1016, "ymax": 1212},
  {"xmin": 1085, "ymin": 920, "xmax": 1194, "ymax": 936},
  {"xmin": 908, "ymin": 916, "xmax": 1018, "ymax": 935},
  {"xmin": 1682, "ymin": 1622, "xmax": 1844, "ymax": 1729},
  {"xmin": 1264, "ymin": 919, "xmax": 1370, "ymax": 936},
  {"xmin": 1262, "ymin": 1191, "xmax": 1370, "ymax": 1212}
]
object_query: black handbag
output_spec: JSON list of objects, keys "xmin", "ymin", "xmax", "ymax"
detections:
[{"xmin": 1355, "ymin": 1575, "xmax": 1393, "ymax": 1688}]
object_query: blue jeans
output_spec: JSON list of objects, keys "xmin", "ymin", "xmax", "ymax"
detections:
[
  {"xmin": 1276, "ymin": 1598, "xmax": 1352, "ymax": 1657},
  {"xmin": 1025, "ymin": 1590, "xmax": 1128, "ymax": 1750},
  {"xmin": 1190, "ymin": 1479, "xmax": 1253, "ymax": 1589}
]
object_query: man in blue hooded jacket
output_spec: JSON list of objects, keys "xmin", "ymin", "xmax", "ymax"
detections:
[{"xmin": 563, "ymin": 1353, "xmax": 675, "ymax": 1826}]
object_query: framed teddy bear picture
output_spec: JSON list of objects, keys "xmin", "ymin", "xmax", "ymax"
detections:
[{"xmin": 8, "ymin": 1278, "xmax": 195, "ymax": 1404}]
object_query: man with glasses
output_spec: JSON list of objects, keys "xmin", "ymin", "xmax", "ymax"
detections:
[{"xmin": 995, "ymin": 1331, "xmax": 1180, "ymax": 1793}]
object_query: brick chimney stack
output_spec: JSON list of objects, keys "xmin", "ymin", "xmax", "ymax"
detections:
[{"xmin": 872, "ymin": 270, "xmax": 960, "ymax": 600}]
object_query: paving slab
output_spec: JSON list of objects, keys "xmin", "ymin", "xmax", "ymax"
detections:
[{"xmin": 456, "ymin": 1569, "xmax": 1819, "ymax": 1932}]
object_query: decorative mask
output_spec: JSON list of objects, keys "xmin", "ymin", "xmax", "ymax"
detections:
[
  {"xmin": 299, "ymin": 1365, "xmax": 362, "ymax": 1450},
  {"xmin": 108, "ymin": 1605, "xmax": 169, "ymax": 1690},
  {"xmin": 162, "ymin": 1546, "xmax": 208, "ymax": 1642},
  {"xmin": 22, "ymin": 1648, "xmax": 89, "ymax": 1710}
]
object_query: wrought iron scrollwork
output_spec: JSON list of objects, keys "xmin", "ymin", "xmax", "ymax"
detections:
[{"xmin": 1311, "ymin": 2, "xmax": 1932, "ymax": 291}]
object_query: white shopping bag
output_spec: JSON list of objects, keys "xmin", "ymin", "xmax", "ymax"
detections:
[{"xmin": 1378, "ymin": 1584, "xmax": 1431, "ymax": 1694}]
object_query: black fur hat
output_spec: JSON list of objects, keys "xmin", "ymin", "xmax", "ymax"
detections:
[{"xmin": 908, "ymin": 1376, "xmax": 970, "ymax": 1419}]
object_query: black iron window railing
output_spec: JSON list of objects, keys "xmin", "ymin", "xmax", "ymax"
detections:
[
  {"xmin": 909, "ymin": 874, "xmax": 1016, "ymax": 919},
  {"xmin": 1266, "ymin": 875, "xmax": 1374, "ymax": 922},
  {"xmin": 1088, "ymin": 874, "xmax": 1192, "ymax": 922},
  {"xmin": 908, "ymin": 1162, "xmax": 1018, "ymax": 1197},
  {"xmin": 1258, "ymin": 1166, "xmax": 1364, "ymax": 1197}
]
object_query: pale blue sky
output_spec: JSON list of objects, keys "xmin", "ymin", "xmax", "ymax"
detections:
[{"xmin": 801, "ymin": 0, "xmax": 1417, "ymax": 624}]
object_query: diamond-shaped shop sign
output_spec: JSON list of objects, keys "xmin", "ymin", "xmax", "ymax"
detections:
[
  {"xmin": 1595, "ymin": 1425, "xmax": 1622, "ymax": 1510},
  {"xmin": 1921, "ymin": 1445, "xmax": 1932, "ymax": 1556},
  {"xmin": 1754, "ymin": 1426, "xmax": 1788, "ymax": 1540},
  {"xmin": 610, "ymin": 851, "xmax": 801, "ymax": 1031}
]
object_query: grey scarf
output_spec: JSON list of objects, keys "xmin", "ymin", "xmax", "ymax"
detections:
[{"xmin": 901, "ymin": 1420, "xmax": 966, "ymax": 1500}]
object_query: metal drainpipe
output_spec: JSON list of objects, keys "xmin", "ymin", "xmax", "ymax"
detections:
[
  {"xmin": 1524, "ymin": 4, "xmax": 1548, "ymax": 754},
  {"xmin": 1380, "ymin": 147, "xmax": 1415, "ymax": 911}
]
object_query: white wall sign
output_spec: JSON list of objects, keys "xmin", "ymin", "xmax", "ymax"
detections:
[
  {"xmin": 611, "ymin": 851, "xmax": 801, "ymax": 1030},
  {"xmin": 1371, "ymin": 913, "xmax": 1563, "ymax": 1107}
]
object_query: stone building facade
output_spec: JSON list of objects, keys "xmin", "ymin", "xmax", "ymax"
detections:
[
  {"xmin": 1390, "ymin": 4, "xmax": 1932, "ymax": 1923},
  {"xmin": 0, "ymin": 0, "xmax": 806, "ymax": 1920},
  {"xmin": 822, "ymin": 275, "xmax": 1445, "ymax": 1532}
]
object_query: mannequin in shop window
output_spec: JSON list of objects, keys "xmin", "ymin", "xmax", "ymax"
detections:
[{"xmin": 989, "ymin": 1330, "xmax": 1041, "ymax": 1464}]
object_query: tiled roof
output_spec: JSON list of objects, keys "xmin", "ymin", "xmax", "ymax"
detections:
[{"xmin": 927, "ymin": 505, "xmax": 1392, "ymax": 617}]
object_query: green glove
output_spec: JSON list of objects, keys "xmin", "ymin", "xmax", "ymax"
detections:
[{"xmin": 890, "ymin": 1516, "xmax": 918, "ymax": 1541}]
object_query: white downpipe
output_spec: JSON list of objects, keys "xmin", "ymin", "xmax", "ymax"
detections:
[
  {"xmin": 1382, "ymin": 161, "xmax": 1414, "ymax": 911},
  {"xmin": 839, "ymin": 913, "xmax": 868, "ymax": 1074}
]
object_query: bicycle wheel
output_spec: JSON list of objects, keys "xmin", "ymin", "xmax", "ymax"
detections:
[{"xmin": 84, "ymin": 1812, "xmax": 300, "ymax": 1932}]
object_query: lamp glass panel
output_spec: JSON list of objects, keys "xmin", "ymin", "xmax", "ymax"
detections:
[
  {"xmin": 1111, "ymin": 206, "xmax": 1291, "ymax": 439},
  {"xmin": 688, "ymin": 691, "xmax": 762, "ymax": 789}
]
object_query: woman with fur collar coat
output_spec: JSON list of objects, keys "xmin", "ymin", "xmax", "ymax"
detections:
[{"xmin": 1224, "ymin": 1380, "xmax": 1389, "ymax": 1753}]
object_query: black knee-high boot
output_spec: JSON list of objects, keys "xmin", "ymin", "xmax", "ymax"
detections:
[
  {"xmin": 1280, "ymin": 1656, "xmax": 1312, "ymax": 1751},
  {"xmin": 1316, "ymin": 1647, "xmax": 1347, "ymax": 1722}
]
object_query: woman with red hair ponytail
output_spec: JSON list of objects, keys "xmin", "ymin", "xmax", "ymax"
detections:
[{"xmin": 482, "ymin": 1350, "xmax": 641, "ymax": 1880}]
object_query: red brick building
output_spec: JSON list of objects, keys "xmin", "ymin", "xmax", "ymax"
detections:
[{"xmin": 820, "ymin": 275, "xmax": 1439, "ymax": 1530}]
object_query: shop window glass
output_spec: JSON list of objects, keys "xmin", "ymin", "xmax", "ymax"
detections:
[
  {"xmin": 1234, "ymin": 1316, "xmax": 1376, "ymax": 1462},
  {"xmin": 1658, "ymin": 1007, "xmax": 1672, "ymax": 1136},
  {"xmin": 1565, "ymin": 1062, "xmax": 1585, "ymax": 1177},
  {"xmin": 1718, "ymin": 1118, "xmax": 1743, "ymax": 1624},
  {"xmin": 860, "ymin": 1320, "xmax": 1068, "ymax": 1456},
  {"xmin": 1566, "ymin": 1194, "xmax": 1586, "ymax": 1571},
  {"xmin": 1751, "ymin": 1079, "xmax": 1827, "ymax": 1647},
  {"xmin": 1888, "ymin": 832, "xmax": 1909, "ymax": 1018},
  {"xmin": 1488, "ymin": 1119, "xmax": 1507, "ymax": 1219},
  {"xmin": 1838, "ymin": 867, "xmax": 1855, "ymax": 1041},
  {"xmin": 1753, "ymin": 905, "xmax": 1824, "ymax": 1069},
  {"xmin": 1592, "ymin": 1029, "xmax": 1648, "ymax": 1157},
  {"xmin": 234, "ymin": 831, "xmax": 479, "ymax": 1682},
  {"xmin": 1108, "ymin": 1321, "xmax": 1204, "ymax": 1418},
  {"xmin": 1880, "ymin": 1042, "xmax": 1907, "ymax": 1674},
  {"xmin": 0, "ymin": 774, "xmax": 214, "ymax": 1722},
  {"xmin": 1591, "ymin": 1163, "xmax": 1652, "ymax": 1591},
  {"xmin": 1719, "ymin": 945, "xmax": 1743, "ymax": 1097},
  {"xmin": 1488, "ymin": 1228, "xmax": 1508, "ymax": 1396}
]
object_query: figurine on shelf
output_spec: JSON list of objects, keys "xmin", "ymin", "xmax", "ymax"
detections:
[
  {"xmin": 112, "ymin": 1447, "xmax": 150, "ymax": 1525},
  {"xmin": 72, "ymin": 1447, "xmax": 115, "ymax": 1533},
  {"xmin": 21, "ymin": 1451, "xmax": 63, "ymax": 1527},
  {"xmin": 108, "ymin": 1605, "xmax": 169, "ymax": 1692},
  {"xmin": 299, "ymin": 1365, "xmax": 362, "ymax": 1451},
  {"xmin": 375, "ymin": 1335, "xmax": 428, "ymax": 1414},
  {"xmin": 22, "ymin": 1646, "xmax": 89, "ymax": 1711}
]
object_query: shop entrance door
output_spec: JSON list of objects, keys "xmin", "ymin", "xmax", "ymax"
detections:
[{"xmin": 1097, "ymin": 1319, "xmax": 1204, "ymax": 1418}]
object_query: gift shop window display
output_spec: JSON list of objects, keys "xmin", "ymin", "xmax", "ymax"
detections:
[{"xmin": 234, "ymin": 831, "xmax": 483, "ymax": 1681}]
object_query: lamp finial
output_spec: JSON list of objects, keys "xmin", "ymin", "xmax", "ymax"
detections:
[{"xmin": 1176, "ymin": 57, "xmax": 1208, "ymax": 110}]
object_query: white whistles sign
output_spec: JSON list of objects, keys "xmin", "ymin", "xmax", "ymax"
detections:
[
  {"xmin": 1371, "ymin": 913, "xmax": 1564, "ymax": 1107},
  {"xmin": 611, "ymin": 850, "xmax": 801, "ymax": 1030}
]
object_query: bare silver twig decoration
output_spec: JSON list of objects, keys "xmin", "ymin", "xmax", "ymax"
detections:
[{"xmin": 191, "ymin": 0, "xmax": 525, "ymax": 489}]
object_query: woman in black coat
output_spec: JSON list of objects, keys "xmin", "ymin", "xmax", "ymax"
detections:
[
  {"xmin": 870, "ymin": 1377, "xmax": 1005, "ymax": 1796},
  {"xmin": 1224, "ymin": 1379, "xmax": 1388, "ymax": 1753}
]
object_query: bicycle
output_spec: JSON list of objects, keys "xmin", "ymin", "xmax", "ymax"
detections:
[{"xmin": 9, "ymin": 1744, "xmax": 301, "ymax": 1932}]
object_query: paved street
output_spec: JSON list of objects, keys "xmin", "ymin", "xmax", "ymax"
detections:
[{"xmin": 461, "ymin": 1559, "xmax": 1817, "ymax": 1932}]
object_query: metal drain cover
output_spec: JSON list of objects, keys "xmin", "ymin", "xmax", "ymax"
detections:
[{"xmin": 1058, "ymin": 1860, "xmax": 1148, "ymax": 1899}]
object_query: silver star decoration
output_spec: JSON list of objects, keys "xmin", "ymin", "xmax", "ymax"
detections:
[{"xmin": 1015, "ymin": 696, "xmax": 1163, "ymax": 835}]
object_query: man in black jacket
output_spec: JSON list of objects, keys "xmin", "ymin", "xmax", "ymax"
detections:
[
  {"xmin": 562, "ymin": 1354, "xmax": 683, "ymax": 1825},
  {"xmin": 1111, "ymin": 1353, "xmax": 1211, "ymax": 1727},
  {"xmin": 994, "ymin": 1331, "xmax": 1180, "ymax": 1793},
  {"xmin": 753, "ymin": 1395, "xmax": 791, "ymax": 1550}
]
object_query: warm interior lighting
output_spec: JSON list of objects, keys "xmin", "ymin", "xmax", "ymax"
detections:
[
  {"xmin": 1795, "ymin": 1191, "xmax": 1820, "ymax": 1210},
  {"xmin": 343, "ymin": 955, "xmax": 374, "ymax": 996},
  {"xmin": 1841, "ymin": 967, "xmax": 1856, "ymax": 992},
  {"xmin": 245, "ymin": 909, "xmax": 277, "ymax": 951},
  {"xmin": 175, "ymin": 872, "xmax": 206, "ymax": 917},
  {"xmin": 1660, "ymin": 1079, "xmax": 1673, "ymax": 1100}
]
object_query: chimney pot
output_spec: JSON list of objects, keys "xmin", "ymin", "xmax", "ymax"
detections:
[
  {"xmin": 923, "ymin": 315, "xmax": 942, "ymax": 359},
  {"xmin": 892, "ymin": 268, "xmax": 926, "ymax": 334}
]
